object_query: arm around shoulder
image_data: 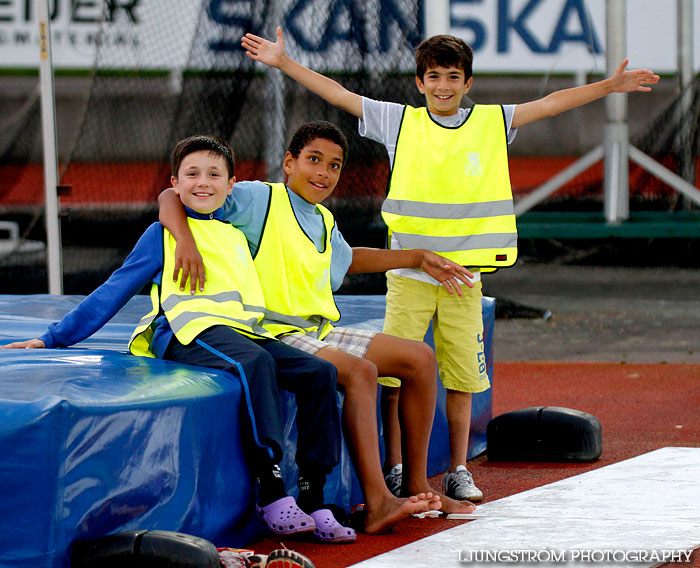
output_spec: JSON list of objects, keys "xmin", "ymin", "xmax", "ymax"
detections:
[{"xmin": 158, "ymin": 188, "xmax": 206, "ymax": 293}]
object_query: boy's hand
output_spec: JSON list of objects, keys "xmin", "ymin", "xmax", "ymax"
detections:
[
  {"xmin": 174, "ymin": 238, "xmax": 206, "ymax": 294},
  {"xmin": 610, "ymin": 58, "xmax": 660, "ymax": 93},
  {"xmin": 1, "ymin": 338, "xmax": 45, "ymax": 349},
  {"xmin": 420, "ymin": 252, "xmax": 475, "ymax": 295},
  {"xmin": 242, "ymin": 26, "xmax": 286, "ymax": 68}
]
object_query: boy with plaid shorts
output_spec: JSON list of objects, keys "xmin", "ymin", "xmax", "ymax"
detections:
[
  {"xmin": 159, "ymin": 121, "xmax": 479, "ymax": 534},
  {"xmin": 241, "ymin": 27, "xmax": 659, "ymax": 501}
]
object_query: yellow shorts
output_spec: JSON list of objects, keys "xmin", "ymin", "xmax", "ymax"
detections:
[{"xmin": 379, "ymin": 272, "xmax": 490, "ymax": 393}]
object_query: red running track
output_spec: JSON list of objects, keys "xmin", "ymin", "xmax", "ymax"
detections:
[{"xmin": 249, "ymin": 362, "xmax": 700, "ymax": 568}]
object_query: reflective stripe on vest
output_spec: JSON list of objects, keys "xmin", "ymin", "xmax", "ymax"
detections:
[
  {"xmin": 129, "ymin": 219, "xmax": 273, "ymax": 357},
  {"xmin": 254, "ymin": 183, "xmax": 340, "ymax": 338},
  {"xmin": 382, "ymin": 104, "xmax": 517, "ymax": 270}
]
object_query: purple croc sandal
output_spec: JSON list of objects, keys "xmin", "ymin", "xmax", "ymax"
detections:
[
  {"xmin": 310, "ymin": 509, "xmax": 357, "ymax": 544},
  {"xmin": 256, "ymin": 496, "xmax": 316, "ymax": 536}
]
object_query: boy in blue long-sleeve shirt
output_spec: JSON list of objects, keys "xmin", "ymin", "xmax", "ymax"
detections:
[{"xmin": 0, "ymin": 135, "xmax": 367, "ymax": 543}]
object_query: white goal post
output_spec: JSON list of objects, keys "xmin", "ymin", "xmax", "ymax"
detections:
[
  {"xmin": 513, "ymin": 0, "xmax": 700, "ymax": 220},
  {"xmin": 38, "ymin": 0, "xmax": 63, "ymax": 294}
]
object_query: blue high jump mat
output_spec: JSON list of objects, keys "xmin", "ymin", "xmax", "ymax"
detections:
[{"xmin": 0, "ymin": 294, "xmax": 494, "ymax": 568}]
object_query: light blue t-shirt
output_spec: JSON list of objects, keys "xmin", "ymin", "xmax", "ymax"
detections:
[{"xmin": 221, "ymin": 180, "xmax": 353, "ymax": 291}]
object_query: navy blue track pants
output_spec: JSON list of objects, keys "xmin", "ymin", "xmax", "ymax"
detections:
[{"xmin": 164, "ymin": 326, "xmax": 341, "ymax": 475}]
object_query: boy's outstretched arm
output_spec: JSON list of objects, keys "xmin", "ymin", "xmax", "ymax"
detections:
[
  {"xmin": 158, "ymin": 188, "xmax": 206, "ymax": 294},
  {"xmin": 512, "ymin": 59, "xmax": 660, "ymax": 128},
  {"xmin": 348, "ymin": 247, "xmax": 475, "ymax": 295},
  {"xmin": 242, "ymin": 26, "xmax": 364, "ymax": 118}
]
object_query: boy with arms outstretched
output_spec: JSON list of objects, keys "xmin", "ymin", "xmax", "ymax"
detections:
[
  {"xmin": 241, "ymin": 28, "xmax": 660, "ymax": 501},
  {"xmin": 1, "ymin": 135, "xmax": 364, "ymax": 544},
  {"xmin": 159, "ymin": 121, "xmax": 478, "ymax": 534}
]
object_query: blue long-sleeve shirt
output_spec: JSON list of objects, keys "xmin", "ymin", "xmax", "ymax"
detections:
[
  {"xmin": 39, "ymin": 208, "xmax": 227, "ymax": 356},
  {"xmin": 39, "ymin": 183, "xmax": 354, "ymax": 353}
]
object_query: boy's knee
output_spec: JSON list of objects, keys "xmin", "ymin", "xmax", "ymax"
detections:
[
  {"xmin": 416, "ymin": 340, "xmax": 437, "ymax": 365},
  {"xmin": 404, "ymin": 340, "xmax": 436, "ymax": 374},
  {"xmin": 249, "ymin": 349, "xmax": 276, "ymax": 374},
  {"xmin": 347, "ymin": 358, "xmax": 378, "ymax": 387}
]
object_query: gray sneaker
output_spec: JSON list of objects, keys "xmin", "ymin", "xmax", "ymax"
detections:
[
  {"xmin": 442, "ymin": 465, "xmax": 483, "ymax": 501},
  {"xmin": 383, "ymin": 463, "xmax": 403, "ymax": 497}
]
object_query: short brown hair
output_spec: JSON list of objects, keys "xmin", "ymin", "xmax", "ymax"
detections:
[
  {"xmin": 170, "ymin": 135, "xmax": 235, "ymax": 179},
  {"xmin": 415, "ymin": 35, "xmax": 473, "ymax": 80}
]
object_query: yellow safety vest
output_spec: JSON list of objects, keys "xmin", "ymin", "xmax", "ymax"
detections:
[
  {"xmin": 253, "ymin": 183, "xmax": 340, "ymax": 339},
  {"xmin": 129, "ymin": 219, "xmax": 273, "ymax": 357},
  {"xmin": 382, "ymin": 104, "xmax": 518, "ymax": 271}
]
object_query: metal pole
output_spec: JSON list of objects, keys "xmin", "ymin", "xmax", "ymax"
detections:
[
  {"xmin": 265, "ymin": 70, "xmax": 286, "ymax": 182},
  {"xmin": 514, "ymin": 146, "xmax": 604, "ymax": 216},
  {"xmin": 676, "ymin": 0, "xmax": 695, "ymax": 191},
  {"xmin": 424, "ymin": 0, "xmax": 451, "ymax": 37},
  {"xmin": 37, "ymin": 0, "xmax": 63, "ymax": 294},
  {"xmin": 629, "ymin": 146, "xmax": 700, "ymax": 206},
  {"xmin": 677, "ymin": 0, "xmax": 693, "ymax": 91},
  {"xmin": 515, "ymin": 0, "xmax": 695, "ymax": 220},
  {"xmin": 264, "ymin": 3, "xmax": 286, "ymax": 182},
  {"xmin": 603, "ymin": 0, "xmax": 629, "ymax": 224}
]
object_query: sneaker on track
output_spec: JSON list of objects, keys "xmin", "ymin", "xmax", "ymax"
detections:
[
  {"xmin": 442, "ymin": 465, "xmax": 483, "ymax": 501},
  {"xmin": 383, "ymin": 463, "xmax": 402, "ymax": 497}
]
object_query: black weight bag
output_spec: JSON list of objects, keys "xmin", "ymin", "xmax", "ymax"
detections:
[
  {"xmin": 71, "ymin": 530, "xmax": 220, "ymax": 568},
  {"xmin": 487, "ymin": 406, "xmax": 602, "ymax": 462}
]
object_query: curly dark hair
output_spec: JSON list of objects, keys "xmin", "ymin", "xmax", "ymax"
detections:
[{"xmin": 287, "ymin": 121, "xmax": 349, "ymax": 164}]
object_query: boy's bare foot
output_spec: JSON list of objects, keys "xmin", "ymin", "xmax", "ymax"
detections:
[
  {"xmin": 364, "ymin": 492, "xmax": 441, "ymax": 535},
  {"xmin": 404, "ymin": 481, "xmax": 477, "ymax": 515},
  {"xmin": 436, "ymin": 493, "xmax": 477, "ymax": 514}
]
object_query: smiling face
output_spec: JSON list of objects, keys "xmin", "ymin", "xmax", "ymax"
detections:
[
  {"xmin": 283, "ymin": 137, "xmax": 344, "ymax": 205},
  {"xmin": 416, "ymin": 65, "xmax": 473, "ymax": 117},
  {"xmin": 172, "ymin": 150, "xmax": 234, "ymax": 214}
]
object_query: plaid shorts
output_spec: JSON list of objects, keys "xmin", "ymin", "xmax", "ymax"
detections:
[{"xmin": 279, "ymin": 327, "xmax": 377, "ymax": 359}]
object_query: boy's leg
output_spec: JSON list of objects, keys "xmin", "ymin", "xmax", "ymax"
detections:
[
  {"xmin": 262, "ymin": 340, "xmax": 357, "ymax": 543},
  {"xmin": 315, "ymin": 345, "xmax": 440, "ymax": 533},
  {"xmin": 363, "ymin": 333, "xmax": 475, "ymax": 514},
  {"xmin": 433, "ymin": 281, "xmax": 489, "ymax": 501},
  {"xmin": 261, "ymin": 340, "xmax": 341, "ymax": 511},
  {"xmin": 380, "ymin": 272, "xmax": 436, "ymax": 479},
  {"xmin": 381, "ymin": 272, "xmax": 478, "ymax": 510},
  {"xmin": 446, "ymin": 390, "xmax": 472, "ymax": 470},
  {"xmin": 164, "ymin": 327, "xmax": 316, "ymax": 535},
  {"xmin": 163, "ymin": 326, "xmax": 285, "ymax": 467},
  {"xmin": 379, "ymin": 386, "xmax": 401, "ymax": 474},
  {"xmin": 281, "ymin": 332, "xmax": 441, "ymax": 534},
  {"xmin": 366, "ymin": 334, "xmax": 435, "ymax": 491}
]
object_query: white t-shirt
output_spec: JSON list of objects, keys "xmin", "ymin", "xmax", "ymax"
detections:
[{"xmin": 359, "ymin": 97, "xmax": 518, "ymax": 285}]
